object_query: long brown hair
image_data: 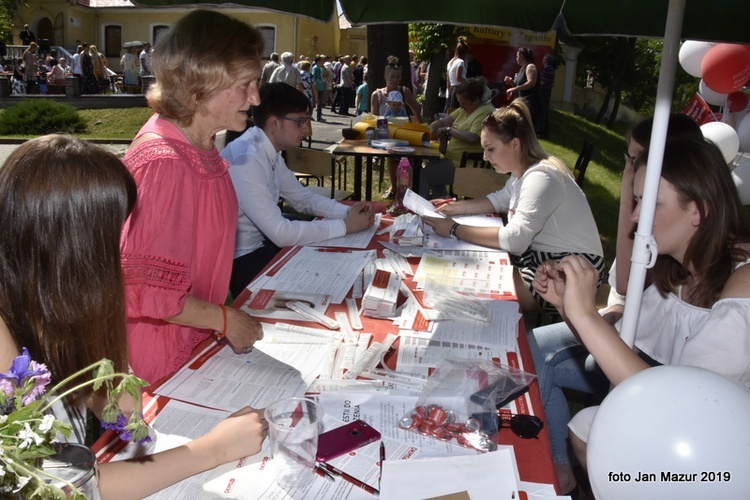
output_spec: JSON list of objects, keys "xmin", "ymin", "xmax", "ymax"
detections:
[
  {"xmin": 0, "ymin": 135, "xmax": 135, "ymax": 405},
  {"xmin": 636, "ymin": 137, "xmax": 750, "ymax": 306}
]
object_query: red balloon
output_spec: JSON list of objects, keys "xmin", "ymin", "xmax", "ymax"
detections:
[
  {"xmin": 701, "ymin": 43, "xmax": 750, "ymax": 94},
  {"xmin": 728, "ymin": 91, "xmax": 749, "ymax": 112}
]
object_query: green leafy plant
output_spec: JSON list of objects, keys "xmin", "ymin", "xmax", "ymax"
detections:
[
  {"xmin": 0, "ymin": 100, "xmax": 88, "ymax": 135},
  {"xmin": 0, "ymin": 348, "xmax": 149, "ymax": 498}
]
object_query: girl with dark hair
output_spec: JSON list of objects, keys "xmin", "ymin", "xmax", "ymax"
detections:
[
  {"xmin": 423, "ymin": 100, "xmax": 605, "ymax": 315},
  {"xmin": 539, "ymin": 137, "xmax": 750, "ymax": 479},
  {"xmin": 505, "ymin": 47, "xmax": 541, "ymax": 130},
  {"xmin": 526, "ymin": 114, "xmax": 704, "ymax": 495},
  {"xmin": 0, "ymin": 135, "xmax": 268, "ymax": 498}
]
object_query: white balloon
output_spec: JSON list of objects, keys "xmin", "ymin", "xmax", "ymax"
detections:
[
  {"xmin": 679, "ymin": 40, "xmax": 716, "ymax": 77},
  {"xmin": 698, "ymin": 79, "xmax": 727, "ymax": 106},
  {"xmin": 731, "ymin": 158, "xmax": 750, "ymax": 204},
  {"xmin": 701, "ymin": 121, "xmax": 740, "ymax": 163},
  {"xmin": 588, "ymin": 366, "xmax": 750, "ymax": 500},
  {"xmin": 738, "ymin": 112, "xmax": 750, "ymax": 152}
]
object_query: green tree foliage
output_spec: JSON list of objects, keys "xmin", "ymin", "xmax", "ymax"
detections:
[
  {"xmin": 1, "ymin": 0, "xmax": 27, "ymax": 42},
  {"xmin": 408, "ymin": 23, "xmax": 469, "ymax": 121},
  {"xmin": 576, "ymin": 36, "xmax": 698, "ymax": 125},
  {"xmin": 0, "ymin": 100, "xmax": 88, "ymax": 135}
]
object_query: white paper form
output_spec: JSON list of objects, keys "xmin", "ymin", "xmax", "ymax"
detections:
[
  {"xmin": 380, "ymin": 446, "xmax": 521, "ymax": 500},
  {"xmin": 422, "ymin": 214, "xmax": 506, "ymax": 252},
  {"xmin": 153, "ymin": 341, "xmax": 329, "ymax": 412},
  {"xmin": 200, "ymin": 451, "xmax": 380, "ymax": 500},
  {"xmin": 399, "ymin": 300, "xmax": 521, "ymax": 352},
  {"xmin": 317, "ymin": 392, "xmax": 479, "ymax": 458},
  {"xmin": 250, "ymin": 246, "xmax": 376, "ymax": 304},
  {"xmin": 311, "ymin": 214, "xmax": 382, "ymax": 248},
  {"xmin": 396, "ymin": 336, "xmax": 499, "ymax": 368},
  {"xmin": 95, "ymin": 398, "xmax": 232, "ymax": 500},
  {"xmin": 402, "ymin": 188, "xmax": 445, "ymax": 218},
  {"xmin": 413, "ymin": 250, "xmax": 515, "ymax": 298}
]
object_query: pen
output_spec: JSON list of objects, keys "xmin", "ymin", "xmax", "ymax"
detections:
[
  {"xmin": 316, "ymin": 248, "xmax": 354, "ymax": 253},
  {"xmin": 315, "ymin": 464, "xmax": 336, "ymax": 482},
  {"xmin": 318, "ymin": 461, "xmax": 380, "ymax": 497},
  {"xmin": 379, "ymin": 442, "xmax": 385, "ymax": 490},
  {"xmin": 432, "ymin": 197, "xmax": 456, "ymax": 207}
]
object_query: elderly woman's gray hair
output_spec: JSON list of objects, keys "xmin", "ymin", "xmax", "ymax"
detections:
[
  {"xmin": 280, "ymin": 51, "xmax": 295, "ymax": 65},
  {"xmin": 146, "ymin": 10, "xmax": 263, "ymax": 125}
]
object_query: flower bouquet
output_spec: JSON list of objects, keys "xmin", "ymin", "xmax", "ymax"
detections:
[{"xmin": 1, "ymin": 348, "xmax": 149, "ymax": 498}]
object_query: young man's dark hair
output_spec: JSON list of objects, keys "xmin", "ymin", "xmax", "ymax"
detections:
[{"xmin": 252, "ymin": 82, "xmax": 311, "ymax": 128}]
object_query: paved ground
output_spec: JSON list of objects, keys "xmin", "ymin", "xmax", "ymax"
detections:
[{"xmin": 0, "ymin": 106, "xmax": 360, "ymax": 166}]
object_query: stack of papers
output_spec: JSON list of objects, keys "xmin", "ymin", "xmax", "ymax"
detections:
[
  {"xmin": 389, "ymin": 213, "xmax": 424, "ymax": 247},
  {"xmin": 362, "ymin": 268, "xmax": 402, "ymax": 318}
]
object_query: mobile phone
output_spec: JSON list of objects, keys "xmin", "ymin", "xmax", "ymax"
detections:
[
  {"xmin": 315, "ymin": 420, "xmax": 382, "ymax": 462},
  {"xmin": 470, "ymin": 380, "xmax": 530, "ymax": 409}
]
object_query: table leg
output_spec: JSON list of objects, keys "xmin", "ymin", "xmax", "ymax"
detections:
[
  {"xmin": 412, "ymin": 157, "xmax": 423, "ymax": 195},
  {"xmin": 353, "ymin": 155, "xmax": 363, "ymax": 201},
  {"xmin": 365, "ymin": 156, "xmax": 373, "ymax": 201}
]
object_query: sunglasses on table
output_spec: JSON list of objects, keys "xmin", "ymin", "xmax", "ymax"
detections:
[
  {"xmin": 469, "ymin": 411, "xmax": 545, "ymax": 439},
  {"xmin": 500, "ymin": 413, "xmax": 545, "ymax": 439},
  {"xmin": 277, "ymin": 115, "xmax": 311, "ymax": 128}
]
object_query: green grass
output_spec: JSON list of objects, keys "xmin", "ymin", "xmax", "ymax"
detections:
[
  {"xmin": 77, "ymin": 108, "xmax": 154, "ymax": 139},
  {"xmin": 542, "ymin": 110, "xmax": 626, "ymax": 266}
]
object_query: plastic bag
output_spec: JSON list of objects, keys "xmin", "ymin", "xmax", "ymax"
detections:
[
  {"xmin": 398, "ymin": 358, "xmax": 536, "ymax": 452},
  {"xmin": 422, "ymin": 278, "xmax": 490, "ymax": 322}
]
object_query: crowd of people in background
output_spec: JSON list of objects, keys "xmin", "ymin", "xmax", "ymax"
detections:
[{"xmin": 4, "ymin": 25, "xmax": 154, "ymax": 95}]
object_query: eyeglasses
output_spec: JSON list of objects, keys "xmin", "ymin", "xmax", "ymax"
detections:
[
  {"xmin": 500, "ymin": 413, "xmax": 544, "ymax": 439},
  {"xmin": 623, "ymin": 150, "xmax": 638, "ymax": 164},
  {"xmin": 277, "ymin": 115, "xmax": 310, "ymax": 128}
]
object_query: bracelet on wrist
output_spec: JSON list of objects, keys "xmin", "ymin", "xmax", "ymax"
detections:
[
  {"xmin": 215, "ymin": 304, "xmax": 228, "ymax": 339},
  {"xmin": 449, "ymin": 222, "xmax": 460, "ymax": 240}
]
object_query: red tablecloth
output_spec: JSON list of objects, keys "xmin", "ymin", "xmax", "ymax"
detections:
[{"xmin": 233, "ymin": 213, "xmax": 559, "ymax": 493}]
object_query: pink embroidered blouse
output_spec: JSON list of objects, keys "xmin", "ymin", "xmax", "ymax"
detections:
[{"xmin": 120, "ymin": 114, "xmax": 238, "ymax": 383}]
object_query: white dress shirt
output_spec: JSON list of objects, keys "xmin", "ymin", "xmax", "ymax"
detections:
[{"xmin": 221, "ymin": 126, "xmax": 349, "ymax": 258}]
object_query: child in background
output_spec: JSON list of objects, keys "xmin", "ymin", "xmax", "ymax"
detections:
[
  {"xmin": 384, "ymin": 90, "xmax": 408, "ymax": 118},
  {"xmin": 355, "ymin": 73, "xmax": 370, "ymax": 115}
]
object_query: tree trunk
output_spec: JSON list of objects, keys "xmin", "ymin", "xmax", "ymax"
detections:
[
  {"xmin": 422, "ymin": 53, "xmax": 446, "ymax": 122},
  {"xmin": 596, "ymin": 89, "xmax": 612, "ymax": 124},
  {"xmin": 367, "ymin": 24, "xmax": 411, "ymax": 114},
  {"xmin": 608, "ymin": 89, "xmax": 622, "ymax": 129}
]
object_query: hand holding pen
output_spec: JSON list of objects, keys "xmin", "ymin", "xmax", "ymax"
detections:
[{"xmin": 433, "ymin": 198, "xmax": 465, "ymax": 216}]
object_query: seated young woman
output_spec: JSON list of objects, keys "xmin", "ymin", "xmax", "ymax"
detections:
[
  {"xmin": 533, "ymin": 137, "xmax": 750, "ymax": 479},
  {"xmin": 525, "ymin": 113, "xmax": 704, "ymax": 495},
  {"xmin": 422, "ymin": 100, "xmax": 605, "ymax": 315},
  {"xmin": 0, "ymin": 135, "xmax": 268, "ymax": 499}
]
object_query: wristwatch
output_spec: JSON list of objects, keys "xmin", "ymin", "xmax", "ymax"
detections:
[{"xmin": 449, "ymin": 222, "xmax": 460, "ymax": 240}]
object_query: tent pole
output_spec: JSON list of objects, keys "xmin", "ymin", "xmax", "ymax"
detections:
[{"xmin": 619, "ymin": 0, "xmax": 686, "ymax": 348}]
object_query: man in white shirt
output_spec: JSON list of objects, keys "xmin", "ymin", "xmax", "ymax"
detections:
[
  {"xmin": 221, "ymin": 82, "xmax": 374, "ymax": 297},
  {"xmin": 269, "ymin": 51, "xmax": 303, "ymax": 92},
  {"xmin": 72, "ymin": 45, "xmax": 83, "ymax": 78},
  {"xmin": 139, "ymin": 43, "xmax": 152, "ymax": 76}
]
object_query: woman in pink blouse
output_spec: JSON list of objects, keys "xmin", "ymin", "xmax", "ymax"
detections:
[{"xmin": 120, "ymin": 10, "xmax": 265, "ymax": 384}]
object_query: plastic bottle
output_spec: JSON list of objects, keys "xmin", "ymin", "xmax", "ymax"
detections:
[{"xmin": 396, "ymin": 157, "xmax": 412, "ymax": 204}]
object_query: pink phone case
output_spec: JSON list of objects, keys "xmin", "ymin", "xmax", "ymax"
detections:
[{"xmin": 315, "ymin": 420, "xmax": 382, "ymax": 462}]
